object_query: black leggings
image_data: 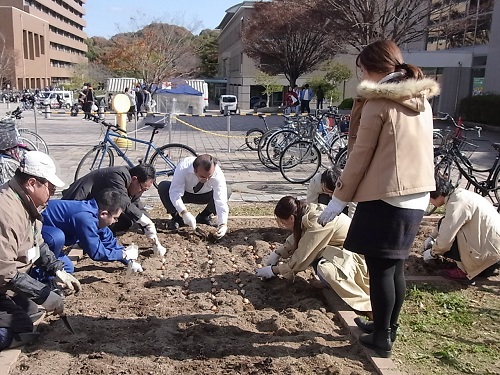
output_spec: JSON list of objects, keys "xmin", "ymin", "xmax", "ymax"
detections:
[{"xmin": 364, "ymin": 256, "xmax": 406, "ymax": 330}]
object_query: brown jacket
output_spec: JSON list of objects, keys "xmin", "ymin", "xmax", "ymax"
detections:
[
  {"xmin": 0, "ymin": 180, "xmax": 43, "ymax": 292},
  {"xmin": 334, "ymin": 78, "xmax": 440, "ymax": 203}
]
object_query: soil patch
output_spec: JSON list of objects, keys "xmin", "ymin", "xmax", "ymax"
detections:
[{"xmin": 10, "ymin": 210, "xmax": 499, "ymax": 374}]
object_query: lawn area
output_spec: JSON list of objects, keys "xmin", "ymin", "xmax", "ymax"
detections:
[{"xmin": 394, "ymin": 282, "xmax": 500, "ymax": 375}]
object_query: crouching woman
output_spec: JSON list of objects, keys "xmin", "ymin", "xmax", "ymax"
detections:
[{"xmin": 256, "ymin": 196, "xmax": 371, "ymax": 315}]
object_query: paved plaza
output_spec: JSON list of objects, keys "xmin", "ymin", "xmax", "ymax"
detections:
[{"xmin": 3, "ymin": 102, "xmax": 500, "ymax": 205}]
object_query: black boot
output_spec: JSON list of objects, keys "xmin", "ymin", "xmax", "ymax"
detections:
[
  {"xmin": 359, "ymin": 329, "xmax": 392, "ymax": 358},
  {"xmin": 196, "ymin": 209, "xmax": 217, "ymax": 227},
  {"xmin": 354, "ymin": 318, "xmax": 399, "ymax": 342}
]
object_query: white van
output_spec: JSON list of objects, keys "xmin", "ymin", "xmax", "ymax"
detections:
[
  {"xmin": 219, "ymin": 95, "xmax": 238, "ymax": 114},
  {"xmin": 42, "ymin": 91, "xmax": 73, "ymax": 109}
]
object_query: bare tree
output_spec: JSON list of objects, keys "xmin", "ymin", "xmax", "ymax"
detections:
[
  {"xmin": 241, "ymin": 0, "xmax": 347, "ymax": 87},
  {"xmin": 101, "ymin": 19, "xmax": 200, "ymax": 92},
  {"xmin": 0, "ymin": 33, "xmax": 19, "ymax": 89},
  {"xmin": 305, "ymin": 0, "xmax": 434, "ymax": 51}
]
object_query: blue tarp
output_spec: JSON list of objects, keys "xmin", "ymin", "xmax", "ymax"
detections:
[{"xmin": 152, "ymin": 83, "xmax": 202, "ymax": 96}]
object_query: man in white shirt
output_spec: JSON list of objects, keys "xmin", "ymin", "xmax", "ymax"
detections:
[{"xmin": 157, "ymin": 154, "xmax": 231, "ymax": 239}]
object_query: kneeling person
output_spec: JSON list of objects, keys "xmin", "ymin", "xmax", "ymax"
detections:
[
  {"xmin": 158, "ymin": 154, "xmax": 230, "ymax": 239},
  {"xmin": 41, "ymin": 189, "xmax": 143, "ymax": 274}
]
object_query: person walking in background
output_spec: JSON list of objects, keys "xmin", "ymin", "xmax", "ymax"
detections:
[
  {"xmin": 135, "ymin": 85, "xmax": 145, "ymax": 118},
  {"xmin": 316, "ymin": 85, "xmax": 325, "ymax": 110},
  {"xmin": 143, "ymin": 87, "xmax": 153, "ymax": 114},
  {"xmin": 283, "ymin": 86, "xmax": 299, "ymax": 115},
  {"xmin": 124, "ymin": 87, "xmax": 136, "ymax": 122},
  {"xmin": 83, "ymin": 84, "xmax": 95, "ymax": 120},
  {"xmin": 422, "ymin": 176, "xmax": 500, "ymax": 280},
  {"xmin": 300, "ymin": 84, "xmax": 313, "ymax": 114},
  {"xmin": 317, "ymin": 40, "xmax": 439, "ymax": 358},
  {"xmin": 292, "ymin": 85, "xmax": 301, "ymax": 114}
]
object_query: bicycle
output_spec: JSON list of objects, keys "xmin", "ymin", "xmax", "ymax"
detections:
[
  {"xmin": 278, "ymin": 110, "xmax": 349, "ymax": 183},
  {"xmin": 74, "ymin": 115, "xmax": 197, "ymax": 187},
  {"xmin": 432, "ymin": 113, "xmax": 500, "ymax": 208},
  {"xmin": 9, "ymin": 107, "xmax": 50, "ymax": 154},
  {"xmin": 244, "ymin": 115, "xmax": 271, "ymax": 151}
]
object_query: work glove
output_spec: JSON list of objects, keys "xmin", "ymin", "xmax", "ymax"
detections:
[
  {"xmin": 214, "ymin": 224, "xmax": 228, "ymax": 239},
  {"xmin": 423, "ymin": 249, "xmax": 436, "ymax": 262},
  {"xmin": 264, "ymin": 251, "xmax": 280, "ymax": 266},
  {"xmin": 318, "ymin": 196, "xmax": 348, "ymax": 226},
  {"xmin": 138, "ymin": 214, "xmax": 157, "ymax": 239},
  {"xmin": 54, "ymin": 270, "xmax": 81, "ymax": 294},
  {"xmin": 41, "ymin": 291, "xmax": 64, "ymax": 315},
  {"xmin": 123, "ymin": 244, "xmax": 139, "ymax": 261},
  {"xmin": 255, "ymin": 266, "xmax": 276, "ymax": 279},
  {"xmin": 153, "ymin": 242, "xmax": 167, "ymax": 257},
  {"xmin": 127, "ymin": 260, "xmax": 143, "ymax": 274},
  {"xmin": 181, "ymin": 211, "xmax": 197, "ymax": 230},
  {"xmin": 423, "ymin": 236, "xmax": 435, "ymax": 251}
]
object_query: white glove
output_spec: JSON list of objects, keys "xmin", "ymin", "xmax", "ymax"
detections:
[
  {"xmin": 181, "ymin": 211, "xmax": 197, "ymax": 230},
  {"xmin": 127, "ymin": 260, "xmax": 143, "ymax": 273},
  {"xmin": 54, "ymin": 270, "xmax": 81, "ymax": 294},
  {"xmin": 123, "ymin": 244, "xmax": 139, "ymax": 260},
  {"xmin": 264, "ymin": 251, "xmax": 280, "ymax": 266},
  {"xmin": 138, "ymin": 214, "xmax": 157, "ymax": 239},
  {"xmin": 214, "ymin": 224, "xmax": 228, "ymax": 239},
  {"xmin": 423, "ymin": 236, "xmax": 435, "ymax": 251},
  {"xmin": 255, "ymin": 266, "xmax": 276, "ymax": 279},
  {"xmin": 153, "ymin": 242, "xmax": 167, "ymax": 257},
  {"xmin": 423, "ymin": 249, "xmax": 436, "ymax": 262},
  {"xmin": 318, "ymin": 196, "xmax": 348, "ymax": 226},
  {"xmin": 41, "ymin": 291, "xmax": 64, "ymax": 315}
]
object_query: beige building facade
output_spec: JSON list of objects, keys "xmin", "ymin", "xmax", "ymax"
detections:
[{"xmin": 0, "ymin": 0, "xmax": 87, "ymax": 90}]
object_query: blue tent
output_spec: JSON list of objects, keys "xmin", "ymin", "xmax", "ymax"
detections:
[{"xmin": 153, "ymin": 83, "xmax": 202, "ymax": 96}]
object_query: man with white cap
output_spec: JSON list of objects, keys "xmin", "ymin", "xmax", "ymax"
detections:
[{"xmin": 0, "ymin": 151, "xmax": 81, "ymax": 351}]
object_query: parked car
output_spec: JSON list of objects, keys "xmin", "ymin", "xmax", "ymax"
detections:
[
  {"xmin": 250, "ymin": 96, "xmax": 267, "ymax": 109},
  {"xmin": 219, "ymin": 95, "xmax": 238, "ymax": 114}
]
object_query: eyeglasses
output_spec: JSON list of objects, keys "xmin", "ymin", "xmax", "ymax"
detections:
[
  {"xmin": 139, "ymin": 182, "xmax": 151, "ymax": 192},
  {"xmin": 36, "ymin": 178, "xmax": 56, "ymax": 194}
]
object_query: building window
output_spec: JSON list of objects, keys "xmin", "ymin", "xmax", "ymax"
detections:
[
  {"xmin": 34, "ymin": 33, "xmax": 40, "ymax": 57},
  {"xmin": 28, "ymin": 31, "xmax": 34, "ymax": 60},
  {"xmin": 40, "ymin": 35, "xmax": 45, "ymax": 54},
  {"xmin": 23, "ymin": 30, "xmax": 28, "ymax": 59}
]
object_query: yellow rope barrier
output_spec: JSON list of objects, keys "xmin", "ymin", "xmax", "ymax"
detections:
[{"xmin": 173, "ymin": 116, "xmax": 250, "ymax": 139}]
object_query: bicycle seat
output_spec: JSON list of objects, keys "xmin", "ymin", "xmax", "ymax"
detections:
[{"xmin": 145, "ymin": 122, "xmax": 165, "ymax": 129}]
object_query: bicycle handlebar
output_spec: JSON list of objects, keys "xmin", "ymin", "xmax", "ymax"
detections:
[
  {"xmin": 434, "ymin": 112, "xmax": 482, "ymax": 137},
  {"xmin": 89, "ymin": 114, "xmax": 121, "ymax": 132}
]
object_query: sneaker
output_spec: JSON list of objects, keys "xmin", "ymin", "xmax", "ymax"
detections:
[
  {"xmin": 441, "ymin": 267, "xmax": 468, "ymax": 280},
  {"xmin": 196, "ymin": 214, "xmax": 218, "ymax": 227}
]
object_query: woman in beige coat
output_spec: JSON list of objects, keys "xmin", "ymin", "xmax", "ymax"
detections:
[
  {"xmin": 317, "ymin": 40, "xmax": 439, "ymax": 357},
  {"xmin": 255, "ymin": 196, "xmax": 371, "ymax": 314}
]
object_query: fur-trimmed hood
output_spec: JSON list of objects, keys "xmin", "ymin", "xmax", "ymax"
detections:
[{"xmin": 357, "ymin": 78, "xmax": 440, "ymax": 113}]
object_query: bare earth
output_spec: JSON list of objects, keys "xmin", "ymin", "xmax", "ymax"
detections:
[{"xmin": 10, "ymin": 216, "xmax": 498, "ymax": 375}]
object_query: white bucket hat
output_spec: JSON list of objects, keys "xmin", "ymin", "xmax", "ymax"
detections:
[{"xmin": 20, "ymin": 151, "xmax": 65, "ymax": 187}]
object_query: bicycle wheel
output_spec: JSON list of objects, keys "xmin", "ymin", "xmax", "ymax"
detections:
[
  {"xmin": 150, "ymin": 143, "xmax": 197, "ymax": 188},
  {"xmin": 266, "ymin": 129, "xmax": 300, "ymax": 168},
  {"xmin": 334, "ymin": 146, "xmax": 348, "ymax": 169},
  {"xmin": 327, "ymin": 133, "xmax": 348, "ymax": 163},
  {"xmin": 18, "ymin": 129, "xmax": 49, "ymax": 154},
  {"xmin": 433, "ymin": 130, "xmax": 445, "ymax": 150},
  {"xmin": 16, "ymin": 137, "xmax": 38, "ymax": 152},
  {"xmin": 257, "ymin": 129, "xmax": 279, "ymax": 169},
  {"xmin": 245, "ymin": 128, "xmax": 264, "ymax": 151},
  {"xmin": 434, "ymin": 151, "xmax": 462, "ymax": 188},
  {"xmin": 279, "ymin": 140, "xmax": 320, "ymax": 183},
  {"xmin": 74, "ymin": 145, "xmax": 114, "ymax": 180}
]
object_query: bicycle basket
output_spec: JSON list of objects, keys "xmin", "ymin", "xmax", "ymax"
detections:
[
  {"xmin": 455, "ymin": 137, "xmax": 478, "ymax": 159},
  {"xmin": 0, "ymin": 119, "xmax": 18, "ymax": 151}
]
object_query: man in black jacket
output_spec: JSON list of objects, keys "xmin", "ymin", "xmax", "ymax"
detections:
[{"xmin": 61, "ymin": 164, "xmax": 166, "ymax": 256}]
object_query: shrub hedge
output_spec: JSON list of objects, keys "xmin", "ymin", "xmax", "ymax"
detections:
[
  {"xmin": 459, "ymin": 95, "xmax": 500, "ymax": 126},
  {"xmin": 338, "ymin": 97, "xmax": 354, "ymax": 110}
]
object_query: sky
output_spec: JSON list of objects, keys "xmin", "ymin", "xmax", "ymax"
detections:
[{"xmin": 84, "ymin": 0, "xmax": 241, "ymax": 38}]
